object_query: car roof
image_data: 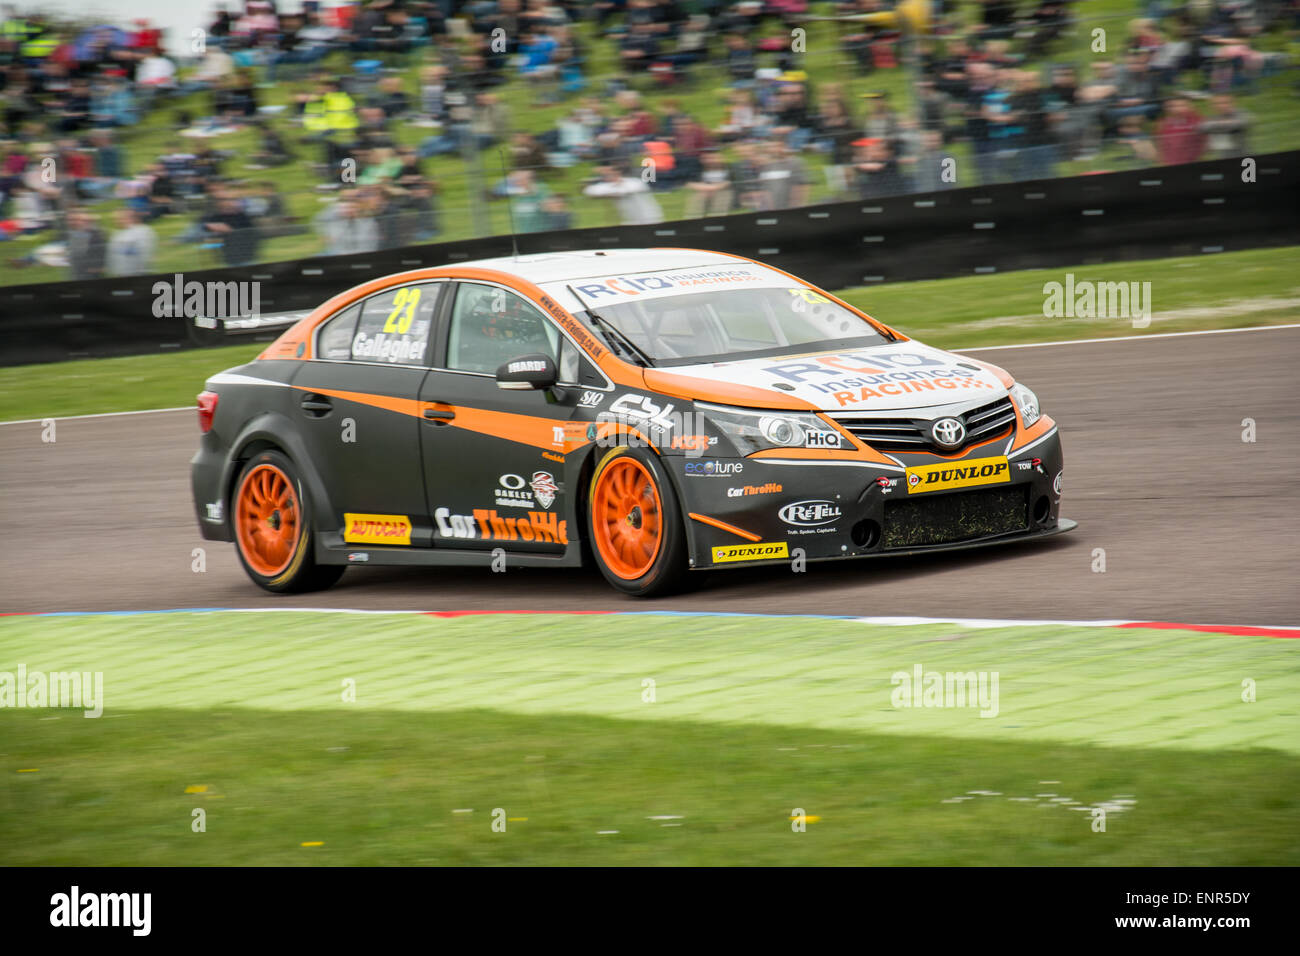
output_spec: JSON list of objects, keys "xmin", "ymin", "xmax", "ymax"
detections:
[{"xmin": 458, "ymin": 248, "xmax": 747, "ymax": 285}]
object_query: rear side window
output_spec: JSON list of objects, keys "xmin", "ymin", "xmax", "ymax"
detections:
[
  {"xmin": 350, "ymin": 282, "xmax": 441, "ymax": 365},
  {"xmin": 316, "ymin": 304, "xmax": 360, "ymax": 360}
]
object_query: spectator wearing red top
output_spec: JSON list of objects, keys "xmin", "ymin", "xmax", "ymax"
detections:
[
  {"xmin": 615, "ymin": 91, "xmax": 658, "ymax": 139},
  {"xmin": 670, "ymin": 114, "xmax": 712, "ymax": 184},
  {"xmin": 129, "ymin": 19, "xmax": 162, "ymax": 56},
  {"xmin": 1154, "ymin": 97, "xmax": 1204, "ymax": 166}
]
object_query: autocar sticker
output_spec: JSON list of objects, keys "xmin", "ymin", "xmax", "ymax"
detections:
[{"xmin": 343, "ymin": 513, "xmax": 412, "ymax": 545}]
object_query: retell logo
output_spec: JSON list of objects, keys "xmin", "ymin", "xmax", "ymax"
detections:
[{"xmin": 778, "ymin": 500, "xmax": 842, "ymax": 527}]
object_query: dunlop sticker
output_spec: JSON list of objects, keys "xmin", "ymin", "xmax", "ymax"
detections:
[
  {"xmin": 711, "ymin": 542, "xmax": 789, "ymax": 563},
  {"xmin": 343, "ymin": 513, "xmax": 412, "ymax": 545},
  {"xmin": 905, "ymin": 456, "xmax": 1010, "ymax": 495}
]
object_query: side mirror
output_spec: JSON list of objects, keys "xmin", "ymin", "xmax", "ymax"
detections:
[{"xmin": 496, "ymin": 353, "xmax": 558, "ymax": 391}]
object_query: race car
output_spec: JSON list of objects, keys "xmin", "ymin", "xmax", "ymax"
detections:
[{"xmin": 191, "ymin": 248, "xmax": 1074, "ymax": 596}]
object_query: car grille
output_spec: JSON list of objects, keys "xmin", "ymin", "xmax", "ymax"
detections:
[
  {"xmin": 883, "ymin": 485, "xmax": 1029, "ymax": 549},
  {"xmin": 830, "ymin": 397, "xmax": 1016, "ymax": 453}
]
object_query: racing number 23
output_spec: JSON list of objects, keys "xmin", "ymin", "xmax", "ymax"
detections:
[{"xmin": 383, "ymin": 287, "xmax": 422, "ymax": 334}]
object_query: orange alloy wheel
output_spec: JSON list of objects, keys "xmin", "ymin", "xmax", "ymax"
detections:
[
  {"xmin": 593, "ymin": 456, "xmax": 665, "ymax": 580},
  {"xmin": 235, "ymin": 463, "xmax": 301, "ymax": 576}
]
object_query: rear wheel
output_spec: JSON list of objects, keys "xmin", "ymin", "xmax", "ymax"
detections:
[
  {"xmin": 587, "ymin": 446, "xmax": 687, "ymax": 597},
  {"xmin": 233, "ymin": 450, "xmax": 344, "ymax": 593}
]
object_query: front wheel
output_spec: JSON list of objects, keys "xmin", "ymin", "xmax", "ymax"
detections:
[
  {"xmin": 587, "ymin": 446, "xmax": 688, "ymax": 597},
  {"xmin": 232, "ymin": 450, "xmax": 344, "ymax": 593}
]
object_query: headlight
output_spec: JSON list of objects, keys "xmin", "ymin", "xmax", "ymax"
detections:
[
  {"xmin": 1010, "ymin": 383, "xmax": 1041, "ymax": 427},
  {"xmin": 698, "ymin": 403, "xmax": 841, "ymax": 455}
]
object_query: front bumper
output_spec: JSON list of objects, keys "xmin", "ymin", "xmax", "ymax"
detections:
[{"xmin": 678, "ymin": 425, "xmax": 1070, "ymax": 570}]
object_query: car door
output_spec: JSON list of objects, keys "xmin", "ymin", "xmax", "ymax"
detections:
[
  {"xmin": 418, "ymin": 280, "xmax": 604, "ymax": 554},
  {"xmin": 290, "ymin": 280, "xmax": 445, "ymax": 548}
]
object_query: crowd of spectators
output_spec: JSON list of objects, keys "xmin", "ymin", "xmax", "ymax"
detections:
[{"xmin": 0, "ymin": 0, "xmax": 1292, "ymax": 280}]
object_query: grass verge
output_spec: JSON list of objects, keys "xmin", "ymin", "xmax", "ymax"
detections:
[{"xmin": 1, "ymin": 611, "xmax": 1296, "ymax": 864}]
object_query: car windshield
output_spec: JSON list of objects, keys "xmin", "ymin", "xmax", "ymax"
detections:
[{"xmin": 574, "ymin": 286, "xmax": 890, "ymax": 366}]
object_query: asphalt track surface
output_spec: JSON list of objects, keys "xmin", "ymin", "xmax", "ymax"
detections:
[{"xmin": 2, "ymin": 326, "xmax": 1297, "ymax": 624}]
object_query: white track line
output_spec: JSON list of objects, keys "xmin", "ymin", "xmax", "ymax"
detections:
[
  {"xmin": 957, "ymin": 323, "xmax": 1300, "ymax": 353},
  {"xmin": 3, "ymin": 323, "xmax": 1297, "ymax": 427},
  {"xmin": 11, "ymin": 608, "xmax": 1298, "ymax": 631},
  {"xmin": 0, "ymin": 406, "xmax": 193, "ymax": 426}
]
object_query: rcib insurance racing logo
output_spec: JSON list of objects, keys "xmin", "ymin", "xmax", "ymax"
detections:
[
  {"xmin": 763, "ymin": 350, "xmax": 1000, "ymax": 407},
  {"xmin": 572, "ymin": 267, "xmax": 767, "ymax": 301}
]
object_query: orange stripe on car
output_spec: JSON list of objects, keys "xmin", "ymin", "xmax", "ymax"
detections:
[
  {"xmin": 1009, "ymin": 414, "xmax": 1056, "ymax": 452},
  {"xmin": 448, "ymin": 405, "xmax": 588, "ymax": 453},
  {"xmin": 643, "ymin": 368, "xmax": 819, "ymax": 410},
  {"xmin": 261, "ymin": 265, "xmax": 602, "ymax": 364},
  {"xmin": 914, "ymin": 429, "xmax": 1013, "ymax": 461},
  {"xmin": 292, "ymin": 385, "xmax": 593, "ymax": 453},
  {"xmin": 688, "ymin": 513, "xmax": 762, "ymax": 542},
  {"xmin": 959, "ymin": 356, "xmax": 1015, "ymax": 389},
  {"xmin": 292, "ymin": 385, "xmax": 425, "ymax": 418}
]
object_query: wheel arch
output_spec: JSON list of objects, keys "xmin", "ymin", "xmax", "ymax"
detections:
[
  {"xmin": 222, "ymin": 412, "xmax": 335, "ymax": 536},
  {"xmin": 577, "ymin": 439, "xmax": 699, "ymax": 567}
]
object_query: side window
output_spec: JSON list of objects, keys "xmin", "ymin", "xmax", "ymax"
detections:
[
  {"xmin": 316, "ymin": 303, "xmax": 361, "ymax": 360},
  {"xmin": 558, "ymin": 338, "xmax": 580, "ymax": 384},
  {"xmin": 446, "ymin": 283, "xmax": 559, "ymax": 375},
  {"xmin": 350, "ymin": 282, "xmax": 440, "ymax": 366},
  {"xmin": 556, "ymin": 337, "xmax": 604, "ymax": 387}
]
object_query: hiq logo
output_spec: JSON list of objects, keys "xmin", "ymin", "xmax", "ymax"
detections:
[
  {"xmin": 805, "ymin": 430, "xmax": 842, "ymax": 449},
  {"xmin": 684, "ymin": 460, "xmax": 743, "ymax": 477}
]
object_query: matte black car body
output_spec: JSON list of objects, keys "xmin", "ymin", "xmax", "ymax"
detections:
[{"xmin": 191, "ymin": 249, "xmax": 1073, "ymax": 594}]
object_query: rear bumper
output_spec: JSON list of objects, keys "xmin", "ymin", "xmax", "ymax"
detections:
[{"xmin": 191, "ymin": 437, "xmax": 234, "ymax": 542}]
